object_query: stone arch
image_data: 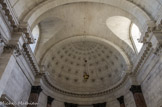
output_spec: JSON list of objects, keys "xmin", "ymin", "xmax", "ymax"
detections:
[
  {"xmin": 21, "ymin": 0, "xmax": 152, "ymax": 33},
  {"xmin": 106, "ymin": 16, "xmax": 133, "ymax": 49},
  {"xmin": 32, "ymin": 3, "xmax": 137, "ymax": 65}
]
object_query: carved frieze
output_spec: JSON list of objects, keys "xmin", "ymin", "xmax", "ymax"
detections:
[
  {"xmin": 3, "ymin": 44, "xmax": 17, "ymax": 53},
  {"xmin": 133, "ymin": 19, "xmax": 162, "ymax": 74},
  {"xmin": 42, "ymin": 74, "xmax": 129, "ymax": 97},
  {"xmin": 22, "ymin": 43, "xmax": 39, "ymax": 75},
  {"xmin": 133, "ymin": 42, "xmax": 152, "ymax": 73}
]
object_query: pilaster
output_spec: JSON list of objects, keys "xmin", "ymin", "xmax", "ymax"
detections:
[{"xmin": 130, "ymin": 85, "xmax": 147, "ymax": 107}]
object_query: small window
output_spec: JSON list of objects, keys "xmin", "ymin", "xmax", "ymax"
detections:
[
  {"xmin": 131, "ymin": 23, "xmax": 143, "ymax": 53},
  {"xmin": 30, "ymin": 25, "xmax": 40, "ymax": 52}
]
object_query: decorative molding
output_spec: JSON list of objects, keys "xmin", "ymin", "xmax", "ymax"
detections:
[
  {"xmin": 142, "ymin": 20, "xmax": 162, "ymax": 44},
  {"xmin": 1, "ymin": 44, "xmax": 22, "ymax": 57},
  {"xmin": 0, "ymin": 0, "xmax": 34, "ymax": 44},
  {"xmin": 15, "ymin": 22, "xmax": 34, "ymax": 44},
  {"xmin": 42, "ymin": 74, "xmax": 129, "ymax": 97},
  {"xmin": 133, "ymin": 19, "xmax": 162, "ymax": 74},
  {"xmin": 154, "ymin": 43, "xmax": 162, "ymax": 56},
  {"xmin": 0, "ymin": 0, "xmax": 17, "ymax": 30},
  {"xmin": 13, "ymin": 45, "xmax": 22, "ymax": 57},
  {"xmin": 22, "ymin": 43, "xmax": 39, "ymax": 75},
  {"xmin": 35, "ymin": 72, "xmax": 45, "ymax": 78},
  {"xmin": 0, "ymin": 0, "xmax": 39, "ymax": 78},
  {"xmin": 3, "ymin": 44, "xmax": 17, "ymax": 53},
  {"xmin": 133, "ymin": 42, "xmax": 152, "ymax": 73}
]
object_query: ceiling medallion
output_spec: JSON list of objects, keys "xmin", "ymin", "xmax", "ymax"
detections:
[{"xmin": 83, "ymin": 72, "xmax": 89, "ymax": 81}]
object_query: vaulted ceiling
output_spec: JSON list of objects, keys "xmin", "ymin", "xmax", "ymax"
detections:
[
  {"xmin": 42, "ymin": 36, "xmax": 127, "ymax": 93},
  {"xmin": 35, "ymin": 3, "xmax": 133, "ymax": 103},
  {"xmin": 8, "ymin": 0, "xmax": 161, "ymax": 104}
]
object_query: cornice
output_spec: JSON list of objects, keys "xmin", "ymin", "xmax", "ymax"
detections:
[
  {"xmin": 133, "ymin": 19, "xmax": 162, "ymax": 74},
  {"xmin": 22, "ymin": 43, "xmax": 40, "ymax": 76},
  {"xmin": 0, "ymin": 1, "xmax": 41, "ymax": 77},
  {"xmin": 133, "ymin": 42, "xmax": 152, "ymax": 73},
  {"xmin": 0, "ymin": 0, "xmax": 34, "ymax": 44},
  {"xmin": 41, "ymin": 74, "xmax": 129, "ymax": 97}
]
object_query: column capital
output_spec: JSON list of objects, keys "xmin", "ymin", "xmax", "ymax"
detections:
[
  {"xmin": 3, "ymin": 44, "xmax": 17, "ymax": 53},
  {"xmin": 47, "ymin": 96, "xmax": 54, "ymax": 105},
  {"xmin": 130, "ymin": 85, "xmax": 142, "ymax": 94},
  {"xmin": 31, "ymin": 86, "xmax": 42, "ymax": 95},
  {"xmin": 117, "ymin": 96, "xmax": 124, "ymax": 104}
]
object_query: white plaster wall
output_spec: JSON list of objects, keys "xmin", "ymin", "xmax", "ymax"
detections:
[{"xmin": 2, "ymin": 57, "xmax": 31, "ymax": 107}]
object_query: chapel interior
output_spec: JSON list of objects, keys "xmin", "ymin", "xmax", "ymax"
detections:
[{"xmin": 0, "ymin": 0, "xmax": 162, "ymax": 107}]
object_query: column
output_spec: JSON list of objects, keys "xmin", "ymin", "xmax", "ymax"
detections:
[
  {"xmin": 0, "ymin": 32, "xmax": 23, "ymax": 78},
  {"xmin": 117, "ymin": 96, "xmax": 125, "ymax": 107},
  {"xmin": 47, "ymin": 96, "xmax": 54, "ymax": 107},
  {"xmin": 93, "ymin": 102, "xmax": 106, "ymax": 107},
  {"xmin": 130, "ymin": 85, "xmax": 147, "ymax": 107},
  {"xmin": 0, "ymin": 44, "xmax": 21, "ymax": 95},
  {"xmin": 27, "ymin": 86, "xmax": 42, "ymax": 107},
  {"xmin": 64, "ymin": 102, "xmax": 78, "ymax": 107}
]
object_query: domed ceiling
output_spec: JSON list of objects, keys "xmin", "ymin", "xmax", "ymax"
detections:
[
  {"xmin": 35, "ymin": 2, "xmax": 136, "ymax": 64},
  {"xmin": 42, "ymin": 36, "xmax": 128, "ymax": 94}
]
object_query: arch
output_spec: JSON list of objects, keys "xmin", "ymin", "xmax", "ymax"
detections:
[
  {"xmin": 106, "ymin": 16, "xmax": 133, "ymax": 50},
  {"xmin": 29, "ymin": 25, "xmax": 40, "ymax": 53},
  {"xmin": 106, "ymin": 16, "xmax": 144, "ymax": 53},
  {"xmin": 21, "ymin": 0, "xmax": 151, "ymax": 33},
  {"xmin": 38, "ymin": 36, "xmax": 132, "ymax": 105},
  {"xmin": 130, "ymin": 23, "xmax": 143, "ymax": 53}
]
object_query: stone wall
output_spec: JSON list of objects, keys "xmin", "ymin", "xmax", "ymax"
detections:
[
  {"xmin": 130, "ymin": 0, "xmax": 162, "ymax": 20},
  {"xmin": 1, "ymin": 56, "xmax": 31, "ymax": 107},
  {"xmin": 0, "ymin": 0, "xmax": 162, "ymax": 107},
  {"xmin": 137, "ymin": 53, "xmax": 162, "ymax": 107}
]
